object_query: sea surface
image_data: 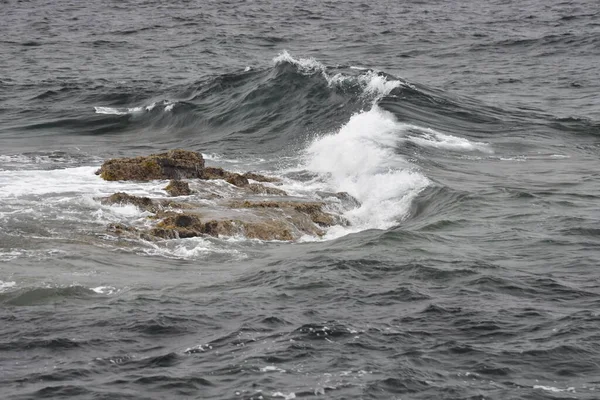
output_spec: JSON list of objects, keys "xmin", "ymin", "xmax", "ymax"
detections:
[{"xmin": 1, "ymin": 1, "xmax": 600, "ymax": 399}]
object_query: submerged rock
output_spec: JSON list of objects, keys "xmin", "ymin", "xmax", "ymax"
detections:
[
  {"xmin": 164, "ymin": 180, "xmax": 192, "ymax": 196},
  {"xmin": 96, "ymin": 149, "xmax": 205, "ymax": 181}
]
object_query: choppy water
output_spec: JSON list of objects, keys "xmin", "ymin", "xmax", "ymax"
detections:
[{"xmin": 1, "ymin": 1, "xmax": 600, "ymax": 399}]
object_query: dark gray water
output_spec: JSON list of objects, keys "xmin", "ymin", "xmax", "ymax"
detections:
[{"xmin": 1, "ymin": 1, "xmax": 600, "ymax": 399}]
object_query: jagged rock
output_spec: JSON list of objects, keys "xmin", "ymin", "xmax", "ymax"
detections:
[
  {"xmin": 95, "ymin": 149, "xmax": 352, "ymax": 242},
  {"xmin": 200, "ymin": 167, "xmax": 249, "ymax": 187},
  {"xmin": 164, "ymin": 180, "xmax": 192, "ymax": 196},
  {"xmin": 242, "ymin": 172, "xmax": 280, "ymax": 183},
  {"xmin": 316, "ymin": 191, "xmax": 361, "ymax": 209},
  {"xmin": 101, "ymin": 192, "xmax": 158, "ymax": 212},
  {"xmin": 107, "ymin": 223, "xmax": 139, "ymax": 235},
  {"xmin": 152, "ymin": 214, "xmax": 295, "ymax": 241},
  {"xmin": 228, "ymin": 200, "xmax": 340, "ymax": 227},
  {"xmin": 100, "ymin": 192, "xmax": 192, "ymax": 213},
  {"xmin": 245, "ymin": 183, "xmax": 288, "ymax": 196},
  {"xmin": 96, "ymin": 149, "xmax": 205, "ymax": 181}
]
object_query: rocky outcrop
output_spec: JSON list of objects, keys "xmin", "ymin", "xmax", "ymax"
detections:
[
  {"xmin": 96, "ymin": 149, "xmax": 205, "ymax": 181},
  {"xmin": 96, "ymin": 150, "xmax": 284, "ymax": 189},
  {"xmin": 245, "ymin": 183, "xmax": 288, "ymax": 196},
  {"xmin": 150, "ymin": 214, "xmax": 295, "ymax": 241},
  {"xmin": 101, "ymin": 192, "xmax": 158, "ymax": 212},
  {"xmin": 228, "ymin": 200, "xmax": 342, "ymax": 227},
  {"xmin": 96, "ymin": 149, "xmax": 357, "ymax": 242},
  {"xmin": 242, "ymin": 172, "xmax": 280, "ymax": 183},
  {"xmin": 164, "ymin": 180, "xmax": 192, "ymax": 196},
  {"xmin": 199, "ymin": 167, "xmax": 249, "ymax": 187}
]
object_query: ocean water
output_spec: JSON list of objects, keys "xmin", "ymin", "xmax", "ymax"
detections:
[{"xmin": 1, "ymin": 1, "xmax": 600, "ymax": 399}]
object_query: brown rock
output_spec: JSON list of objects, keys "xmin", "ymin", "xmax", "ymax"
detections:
[
  {"xmin": 100, "ymin": 192, "xmax": 157, "ymax": 212},
  {"xmin": 242, "ymin": 172, "xmax": 280, "ymax": 183},
  {"xmin": 164, "ymin": 180, "xmax": 192, "ymax": 196},
  {"xmin": 200, "ymin": 167, "xmax": 249, "ymax": 187},
  {"xmin": 152, "ymin": 213, "xmax": 294, "ymax": 241},
  {"xmin": 245, "ymin": 183, "xmax": 288, "ymax": 196},
  {"xmin": 228, "ymin": 200, "xmax": 340, "ymax": 227},
  {"xmin": 96, "ymin": 149, "xmax": 205, "ymax": 181}
]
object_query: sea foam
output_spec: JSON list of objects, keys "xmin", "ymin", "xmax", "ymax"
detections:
[{"xmin": 297, "ymin": 105, "xmax": 430, "ymax": 237}]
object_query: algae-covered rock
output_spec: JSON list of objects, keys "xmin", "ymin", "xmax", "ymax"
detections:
[
  {"xmin": 96, "ymin": 149, "xmax": 205, "ymax": 181},
  {"xmin": 101, "ymin": 192, "xmax": 158, "ymax": 212},
  {"xmin": 245, "ymin": 183, "xmax": 288, "ymax": 196},
  {"xmin": 242, "ymin": 172, "xmax": 280, "ymax": 183},
  {"xmin": 228, "ymin": 200, "xmax": 339, "ymax": 227},
  {"xmin": 200, "ymin": 167, "xmax": 249, "ymax": 187},
  {"xmin": 164, "ymin": 180, "xmax": 192, "ymax": 196},
  {"xmin": 96, "ymin": 149, "xmax": 352, "ymax": 243},
  {"xmin": 152, "ymin": 213, "xmax": 295, "ymax": 241}
]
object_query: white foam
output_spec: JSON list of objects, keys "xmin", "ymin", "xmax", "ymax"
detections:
[
  {"xmin": 91, "ymin": 286, "xmax": 117, "ymax": 295},
  {"xmin": 0, "ymin": 281, "xmax": 16, "ymax": 292},
  {"xmin": 358, "ymin": 70, "xmax": 401, "ymax": 97},
  {"xmin": 0, "ymin": 166, "xmax": 169, "ymax": 200},
  {"xmin": 94, "ymin": 106, "xmax": 131, "ymax": 115},
  {"xmin": 273, "ymin": 50, "xmax": 326, "ymax": 74},
  {"xmin": 406, "ymin": 125, "xmax": 493, "ymax": 153},
  {"xmin": 295, "ymin": 105, "xmax": 429, "ymax": 237},
  {"xmin": 260, "ymin": 366, "xmax": 286, "ymax": 373},
  {"xmin": 534, "ymin": 385, "xmax": 576, "ymax": 393},
  {"xmin": 142, "ymin": 237, "xmax": 247, "ymax": 260},
  {"xmin": 272, "ymin": 392, "xmax": 296, "ymax": 400},
  {"xmin": 94, "ymin": 100, "xmax": 175, "ymax": 116}
]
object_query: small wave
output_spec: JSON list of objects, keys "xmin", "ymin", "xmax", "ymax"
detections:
[
  {"xmin": 0, "ymin": 280, "xmax": 16, "ymax": 292},
  {"xmin": 405, "ymin": 125, "xmax": 493, "ymax": 153},
  {"xmin": 533, "ymin": 385, "xmax": 576, "ymax": 393},
  {"xmin": 142, "ymin": 237, "xmax": 248, "ymax": 260},
  {"xmin": 273, "ymin": 50, "xmax": 327, "ymax": 74},
  {"xmin": 90, "ymin": 286, "xmax": 117, "ymax": 295},
  {"xmin": 94, "ymin": 100, "xmax": 177, "ymax": 116},
  {"xmin": 0, "ymin": 285, "xmax": 98, "ymax": 306}
]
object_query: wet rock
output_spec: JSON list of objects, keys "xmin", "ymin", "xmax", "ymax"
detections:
[
  {"xmin": 101, "ymin": 192, "xmax": 158, "ymax": 212},
  {"xmin": 107, "ymin": 223, "xmax": 139, "ymax": 236},
  {"xmin": 245, "ymin": 183, "xmax": 288, "ymax": 196},
  {"xmin": 164, "ymin": 180, "xmax": 192, "ymax": 196},
  {"xmin": 228, "ymin": 200, "xmax": 341, "ymax": 227},
  {"xmin": 96, "ymin": 149, "xmax": 205, "ymax": 181},
  {"xmin": 316, "ymin": 191, "xmax": 361, "ymax": 209},
  {"xmin": 100, "ymin": 192, "xmax": 191, "ymax": 213},
  {"xmin": 200, "ymin": 167, "xmax": 249, "ymax": 187},
  {"xmin": 152, "ymin": 214, "xmax": 295, "ymax": 241},
  {"xmin": 242, "ymin": 172, "xmax": 280, "ymax": 183},
  {"xmin": 95, "ymin": 149, "xmax": 352, "ymax": 242}
]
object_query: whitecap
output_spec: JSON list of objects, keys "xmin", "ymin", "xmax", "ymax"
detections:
[
  {"xmin": 260, "ymin": 366, "xmax": 286, "ymax": 373},
  {"xmin": 0, "ymin": 281, "xmax": 16, "ymax": 292},
  {"xmin": 286, "ymin": 105, "xmax": 429, "ymax": 238},
  {"xmin": 90, "ymin": 286, "xmax": 117, "ymax": 295},
  {"xmin": 273, "ymin": 50, "xmax": 409, "ymax": 100},
  {"xmin": 406, "ymin": 125, "xmax": 493, "ymax": 153}
]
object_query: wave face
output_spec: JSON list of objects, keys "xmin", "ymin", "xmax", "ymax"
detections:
[{"xmin": 1, "ymin": 0, "xmax": 600, "ymax": 397}]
